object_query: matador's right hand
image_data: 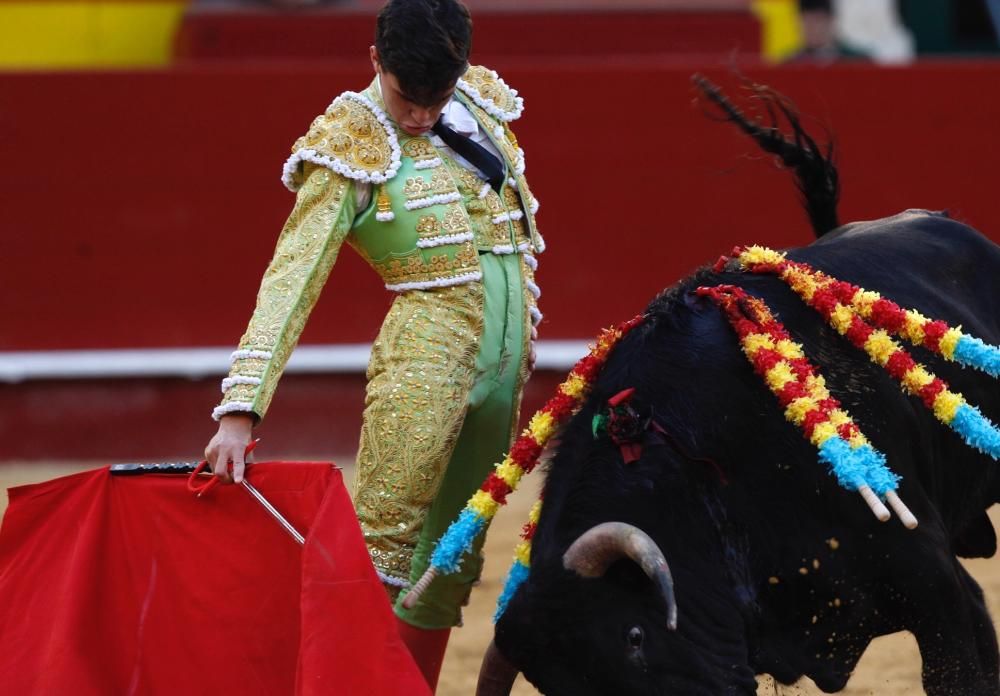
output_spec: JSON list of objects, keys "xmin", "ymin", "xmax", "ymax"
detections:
[{"xmin": 204, "ymin": 414, "xmax": 254, "ymax": 484}]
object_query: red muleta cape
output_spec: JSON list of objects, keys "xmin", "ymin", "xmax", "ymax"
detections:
[{"xmin": 0, "ymin": 462, "xmax": 430, "ymax": 696}]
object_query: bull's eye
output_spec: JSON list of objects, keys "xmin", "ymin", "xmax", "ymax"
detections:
[{"xmin": 626, "ymin": 626, "xmax": 644, "ymax": 649}]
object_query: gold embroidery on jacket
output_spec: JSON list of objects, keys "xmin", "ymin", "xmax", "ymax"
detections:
[
  {"xmin": 416, "ymin": 214, "xmax": 441, "ymax": 239},
  {"xmin": 358, "ymin": 243, "xmax": 480, "ymax": 288},
  {"xmin": 402, "ymin": 137, "xmax": 438, "ymax": 164},
  {"xmin": 442, "ymin": 204, "xmax": 471, "ymax": 235},
  {"xmin": 292, "ymin": 97, "xmax": 394, "ymax": 180},
  {"xmin": 462, "ymin": 65, "xmax": 522, "ymax": 119},
  {"xmin": 218, "ymin": 166, "xmax": 353, "ymax": 419},
  {"xmin": 402, "ymin": 168, "xmax": 455, "ymax": 200}
]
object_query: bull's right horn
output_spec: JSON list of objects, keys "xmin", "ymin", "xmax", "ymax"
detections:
[
  {"xmin": 563, "ymin": 521, "xmax": 678, "ymax": 630},
  {"xmin": 476, "ymin": 639, "xmax": 519, "ymax": 696}
]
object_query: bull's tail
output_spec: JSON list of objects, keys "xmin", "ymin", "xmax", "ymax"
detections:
[{"xmin": 693, "ymin": 74, "xmax": 840, "ymax": 238}]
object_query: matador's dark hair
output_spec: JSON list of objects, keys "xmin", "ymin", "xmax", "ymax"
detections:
[
  {"xmin": 693, "ymin": 74, "xmax": 841, "ymax": 238},
  {"xmin": 375, "ymin": 0, "xmax": 472, "ymax": 107}
]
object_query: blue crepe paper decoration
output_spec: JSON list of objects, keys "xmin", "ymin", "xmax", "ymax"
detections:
[
  {"xmin": 494, "ymin": 561, "xmax": 530, "ymax": 622},
  {"xmin": 951, "ymin": 403, "xmax": 1000, "ymax": 460},
  {"xmin": 954, "ymin": 335, "xmax": 1000, "ymax": 379},
  {"xmin": 818, "ymin": 437, "xmax": 899, "ymax": 495},
  {"xmin": 429, "ymin": 509, "xmax": 487, "ymax": 574}
]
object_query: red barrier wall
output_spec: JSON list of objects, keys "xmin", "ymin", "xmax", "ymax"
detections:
[
  {"xmin": 5, "ymin": 61, "xmax": 1000, "ymax": 353},
  {"xmin": 175, "ymin": 8, "xmax": 759, "ymax": 62},
  {"xmin": 4, "ymin": 61, "xmax": 1000, "ymax": 459}
]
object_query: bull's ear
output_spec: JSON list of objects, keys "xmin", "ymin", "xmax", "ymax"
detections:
[{"xmin": 562, "ymin": 522, "xmax": 678, "ymax": 630}]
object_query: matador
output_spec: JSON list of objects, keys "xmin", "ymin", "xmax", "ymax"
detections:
[{"xmin": 204, "ymin": 21, "xmax": 543, "ymax": 685}]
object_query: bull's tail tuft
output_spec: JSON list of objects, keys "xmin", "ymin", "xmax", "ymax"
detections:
[{"xmin": 693, "ymin": 74, "xmax": 840, "ymax": 238}]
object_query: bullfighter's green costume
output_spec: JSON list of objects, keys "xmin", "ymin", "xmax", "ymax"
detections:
[{"xmin": 214, "ymin": 66, "xmax": 544, "ymax": 628}]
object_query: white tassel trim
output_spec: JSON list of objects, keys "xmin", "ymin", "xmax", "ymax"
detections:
[
  {"xmin": 415, "ymin": 232, "xmax": 474, "ymax": 249},
  {"xmin": 231, "ymin": 349, "xmax": 273, "ymax": 362},
  {"xmin": 491, "ymin": 244, "xmax": 516, "ymax": 255},
  {"xmin": 212, "ymin": 401, "xmax": 255, "ymax": 421},
  {"xmin": 280, "ymin": 91, "xmax": 402, "ymax": 191},
  {"xmin": 385, "ymin": 271, "xmax": 482, "ymax": 292},
  {"xmin": 404, "ymin": 191, "xmax": 462, "ymax": 211},
  {"xmin": 456, "ymin": 73, "xmax": 524, "ymax": 122},
  {"xmin": 377, "ymin": 570, "xmax": 412, "ymax": 589},
  {"xmin": 530, "ymin": 305, "xmax": 543, "ymax": 326},
  {"xmin": 530, "ymin": 198, "xmax": 540, "ymax": 215},
  {"xmin": 478, "ymin": 183, "xmax": 491, "ymax": 200},
  {"xmin": 507, "ymin": 177, "xmax": 518, "ymax": 188},
  {"xmin": 221, "ymin": 376, "xmax": 262, "ymax": 393},
  {"xmin": 535, "ymin": 232, "xmax": 547, "ymax": 254},
  {"xmin": 523, "ymin": 253, "xmax": 538, "ymax": 270},
  {"xmin": 493, "ymin": 125, "xmax": 505, "ymax": 139},
  {"xmin": 514, "ymin": 150, "xmax": 526, "ymax": 176},
  {"xmin": 414, "ymin": 157, "xmax": 442, "ymax": 170},
  {"xmin": 281, "ymin": 148, "xmax": 401, "ymax": 191},
  {"xmin": 526, "ymin": 279, "xmax": 542, "ymax": 299},
  {"xmin": 376, "ymin": 211, "xmax": 395, "ymax": 222},
  {"xmin": 492, "ymin": 209, "xmax": 525, "ymax": 225},
  {"xmin": 490, "ymin": 241, "xmax": 531, "ymax": 255}
]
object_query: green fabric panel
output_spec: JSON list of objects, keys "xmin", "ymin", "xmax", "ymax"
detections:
[
  {"xmin": 350, "ymin": 156, "xmax": 423, "ymax": 261},
  {"xmin": 395, "ymin": 253, "xmax": 526, "ymax": 629}
]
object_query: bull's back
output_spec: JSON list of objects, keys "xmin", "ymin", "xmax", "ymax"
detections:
[
  {"xmin": 787, "ymin": 210, "xmax": 1000, "ymax": 537},
  {"xmin": 796, "ymin": 209, "xmax": 1000, "ymax": 343}
]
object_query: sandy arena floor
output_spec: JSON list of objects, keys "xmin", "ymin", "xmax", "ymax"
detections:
[{"xmin": 2, "ymin": 461, "xmax": 998, "ymax": 695}]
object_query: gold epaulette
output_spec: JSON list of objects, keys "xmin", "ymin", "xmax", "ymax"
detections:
[
  {"xmin": 456, "ymin": 65, "xmax": 524, "ymax": 123},
  {"xmin": 280, "ymin": 91, "xmax": 402, "ymax": 192}
]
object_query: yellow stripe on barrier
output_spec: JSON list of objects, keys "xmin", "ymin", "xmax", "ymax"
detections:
[
  {"xmin": 751, "ymin": 0, "xmax": 803, "ymax": 63},
  {"xmin": 0, "ymin": 2, "xmax": 187, "ymax": 68}
]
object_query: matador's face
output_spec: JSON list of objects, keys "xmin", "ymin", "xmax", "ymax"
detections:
[{"xmin": 370, "ymin": 46, "xmax": 456, "ymax": 137}]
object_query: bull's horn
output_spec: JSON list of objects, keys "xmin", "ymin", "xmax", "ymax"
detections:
[
  {"xmin": 476, "ymin": 639, "xmax": 519, "ymax": 696},
  {"xmin": 563, "ymin": 521, "xmax": 678, "ymax": 630}
]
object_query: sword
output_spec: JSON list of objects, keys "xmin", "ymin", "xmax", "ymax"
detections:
[{"xmin": 238, "ymin": 477, "xmax": 305, "ymax": 545}]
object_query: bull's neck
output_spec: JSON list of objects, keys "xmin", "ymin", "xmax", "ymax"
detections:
[
  {"xmin": 672, "ymin": 564, "xmax": 758, "ymax": 692},
  {"xmin": 669, "ymin": 491, "xmax": 760, "ymax": 692}
]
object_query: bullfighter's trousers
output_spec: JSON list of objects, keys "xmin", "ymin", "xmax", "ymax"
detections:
[{"xmin": 353, "ymin": 252, "xmax": 530, "ymax": 629}]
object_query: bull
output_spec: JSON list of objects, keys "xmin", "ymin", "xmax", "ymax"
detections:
[{"xmin": 479, "ymin": 80, "xmax": 1000, "ymax": 695}]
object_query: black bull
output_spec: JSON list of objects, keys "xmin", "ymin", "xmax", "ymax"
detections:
[{"xmin": 487, "ymin": 211, "xmax": 1000, "ymax": 696}]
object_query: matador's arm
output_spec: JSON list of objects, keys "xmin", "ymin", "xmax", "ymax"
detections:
[{"xmin": 212, "ymin": 164, "xmax": 357, "ymax": 422}]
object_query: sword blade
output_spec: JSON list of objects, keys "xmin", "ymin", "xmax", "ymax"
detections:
[{"xmin": 240, "ymin": 479, "xmax": 305, "ymax": 546}]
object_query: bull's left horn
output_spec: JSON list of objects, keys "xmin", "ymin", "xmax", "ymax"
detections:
[
  {"xmin": 563, "ymin": 521, "xmax": 678, "ymax": 630},
  {"xmin": 476, "ymin": 639, "xmax": 519, "ymax": 696}
]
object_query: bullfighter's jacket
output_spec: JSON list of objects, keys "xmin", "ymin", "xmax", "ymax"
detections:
[{"xmin": 215, "ymin": 65, "xmax": 543, "ymax": 422}]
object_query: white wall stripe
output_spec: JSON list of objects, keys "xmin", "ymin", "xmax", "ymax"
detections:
[{"xmin": 0, "ymin": 341, "xmax": 591, "ymax": 382}]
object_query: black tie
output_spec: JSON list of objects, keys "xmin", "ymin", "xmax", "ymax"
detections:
[{"xmin": 431, "ymin": 119, "xmax": 506, "ymax": 193}]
